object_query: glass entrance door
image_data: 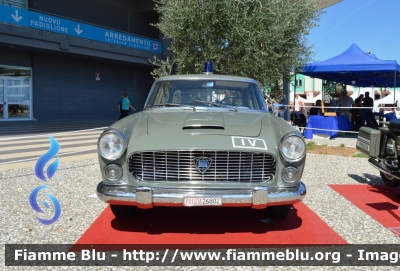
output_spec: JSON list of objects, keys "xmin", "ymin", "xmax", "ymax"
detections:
[{"xmin": 0, "ymin": 76, "xmax": 32, "ymax": 120}]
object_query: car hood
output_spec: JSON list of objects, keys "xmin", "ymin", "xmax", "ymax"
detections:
[
  {"xmin": 114, "ymin": 110, "xmax": 293, "ymax": 154},
  {"xmin": 146, "ymin": 110, "xmax": 262, "ymax": 137}
]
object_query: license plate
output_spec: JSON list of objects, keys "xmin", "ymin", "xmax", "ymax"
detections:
[
  {"xmin": 184, "ymin": 197, "xmax": 222, "ymax": 206},
  {"xmin": 356, "ymin": 137, "xmax": 370, "ymax": 151}
]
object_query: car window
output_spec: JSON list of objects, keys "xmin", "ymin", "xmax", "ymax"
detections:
[
  {"xmin": 151, "ymin": 81, "xmax": 172, "ymax": 105},
  {"xmin": 146, "ymin": 79, "xmax": 265, "ymax": 110}
]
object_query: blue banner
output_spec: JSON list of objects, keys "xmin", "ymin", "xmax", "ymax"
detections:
[{"xmin": 0, "ymin": 4, "xmax": 162, "ymax": 54}]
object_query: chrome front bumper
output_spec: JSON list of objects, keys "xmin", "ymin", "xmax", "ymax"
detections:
[{"xmin": 96, "ymin": 182, "xmax": 306, "ymax": 209}]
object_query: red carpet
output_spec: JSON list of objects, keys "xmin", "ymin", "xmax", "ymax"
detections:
[
  {"xmin": 75, "ymin": 202, "xmax": 347, "ymax": 246},
  {"xmin": 330, "ymin": 184, "xmax": 400, "ymax": 235}
]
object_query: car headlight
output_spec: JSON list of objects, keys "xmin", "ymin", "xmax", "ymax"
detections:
[
  {"xmin": 104, "ymin": 164, "xmax": 123, "ymax": 181},
  {"xmin": 98, "ymin": 129, "xmax": 127, "ymax": 160},
  {"xmin": 280, "ymin": 134, "xmax": 306, "ymax": 162},
  {"xmin": 282, "ymin": 166, "xmax": 299, "ymax": 183}
]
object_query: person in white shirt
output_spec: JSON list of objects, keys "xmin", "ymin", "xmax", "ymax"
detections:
[
  {"xmin": 294, "ymin": 94, "xmax": 304, "ymax": 118},
  {"xmin": 339, "ymin": 90, "xmax": 354, "ymax": 122}
]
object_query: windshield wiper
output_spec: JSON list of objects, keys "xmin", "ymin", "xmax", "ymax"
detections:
[
  {"xmin": 220, "ymin": 104, "xmax": 238, "ymax": 112},
  {"xmin": 195, "ymin": 100, "xmax": 221, "ymax": 107},
  {"xmin": 153, "ymin": 103, "xmax": 182, "ymax": 107},
  {"xmin": 153, "ymin": 103, "xmax": 197, "ymax": 111}
]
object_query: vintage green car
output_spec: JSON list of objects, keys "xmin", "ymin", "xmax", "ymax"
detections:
[{"xmin": 96, "ymin": 67, "xmax": 306, "ymax": 220}]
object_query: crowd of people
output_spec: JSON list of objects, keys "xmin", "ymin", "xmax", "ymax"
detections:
[
  {"xmin": 338, "ymin": 90, "xmax": 380, "ymax": 130},
  {"xmin": 269, "ymin": 90, "xmax": 394, "ymax": 131}
]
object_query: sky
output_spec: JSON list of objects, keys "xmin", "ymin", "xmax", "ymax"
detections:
[{"xmin": 306, "ymin": 0, "xmax": 400, "ymax": 63}]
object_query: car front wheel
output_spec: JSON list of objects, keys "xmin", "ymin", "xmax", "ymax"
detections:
[
  {"xmin": 110, "ymin": 204, "xmax": 137, "ymax": 219},
  {"xmin": 268, "ymin": 205, "xmax": 291, "ymax": 219}
]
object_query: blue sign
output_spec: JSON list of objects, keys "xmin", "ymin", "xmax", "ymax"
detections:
[{"xmin": 0, "ymin": 4, "xmax": 162, "ymax": 54}]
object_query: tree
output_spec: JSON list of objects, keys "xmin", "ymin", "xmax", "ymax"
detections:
[
  {"xmin": 153, "ymin": 0, "xmax": 322, "ymax": 99},
  {"xmin": 149, "ymin": 56, "xmax": 175, "ymax": 78}
]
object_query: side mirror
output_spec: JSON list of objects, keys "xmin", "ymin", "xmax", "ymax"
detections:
[{"xmin": 397, "ymin": 100, "xmax": 400, "ymax": 108}]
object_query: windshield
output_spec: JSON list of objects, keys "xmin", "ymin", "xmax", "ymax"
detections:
[{"xmin": 145, "ymin": 79, "xmax": 266, "ymax": 110}]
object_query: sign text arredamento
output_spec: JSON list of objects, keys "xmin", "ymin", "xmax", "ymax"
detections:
[{"xmin": 0, "ymin": 4, "xmax": 162, "ymax": 54}]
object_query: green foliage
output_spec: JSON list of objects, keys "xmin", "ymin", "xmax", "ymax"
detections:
[
  {"xmin": 149, "ymin": 56, "xmax": 175, "ymax": 78},
  {"xmin": 153, "ymin": 0, "xmax": 322, "ymax": 90},
  {"xmin": 351, "ymin": 152, "xmax": 369, "ymax": 158},
  {"xmin": 306, "ymin": 141, "xmax": 315, "ymax": 151},
  {"xmin": 339, "ymin": 143, "xmax": 346, "ymax": 148}
]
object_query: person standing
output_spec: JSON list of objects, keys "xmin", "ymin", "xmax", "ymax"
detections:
[
  {"xmin": 352, "ymin": 94, "xmax": 364, "ymax": 129},
  {"xmin": 294, "ymin": 94, "xmax": 304, "ymax": 118},
  {"xmin": 10, "ymin": 104, "xmax": 18, "ymax": 116},
  {"xmin": 361, "ymin": 92, "xmax": 373, "ymax": 127},
  {"xmin": 119, "ymin": 93, "xmax": 136, "ymax": 120},
  {"xmin": 339, "ymin": 90, "xmax": 354, "ymax": 123},
  {"xmin": 309, "ymin": 100, "xmax": 322, "ymax": 116},
  {"xmin": 361, "ymin": 92, "xmax": 378, "ymax": 127},
  {"xmin": 279, "ymin": 94, "xmax": 288, "ymax": 120}
]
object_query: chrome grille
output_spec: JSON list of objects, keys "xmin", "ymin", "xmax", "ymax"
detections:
[{"xmin": 128, "ymin": 151, "xmax": 276, "ymax": 182}]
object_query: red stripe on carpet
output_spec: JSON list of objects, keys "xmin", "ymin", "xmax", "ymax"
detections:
[
  {"xmin": 330, "ymin": 184, "xmax": 400, "ymax": 235},
  {"xmin": 75, "ymin": 202, "xmax": 347, "ymax": 246}
]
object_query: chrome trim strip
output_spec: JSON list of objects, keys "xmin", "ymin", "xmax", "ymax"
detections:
[
  {"xmin": 267, "ymin": 184, "xmax": 307, "ymax": 206},
  {"xmin": 96, "ymin": 182, "xmax": 306, "ymax": 209},
  {"xmin": 136, "ymin": 186, "xmax": 153, "ymax": 209},
  {"xmin": 252, "ymin": 186, "xmax": 268, "ymax": 209}
]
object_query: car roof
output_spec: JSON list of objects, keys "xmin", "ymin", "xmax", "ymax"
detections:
[{"xmin": 156, "ymin": 74, "xmax": 259, "ymax": 83}]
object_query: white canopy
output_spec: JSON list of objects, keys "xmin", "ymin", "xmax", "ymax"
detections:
[
  {"xmin": 374, "ymin": 91, "xmax": 400, "ymax": 107},
  {"xmin": 289, "ymin": 91, "xmax": 306, "ymax": 101},
  {"xmin": 302, "ymin": 92, "xmax": 357, "ymax": 103}
]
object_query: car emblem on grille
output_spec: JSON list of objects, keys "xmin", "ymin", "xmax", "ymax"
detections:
[{"xmin": 194, "ymin": 157, "xmax": 212, "ymax": 173}]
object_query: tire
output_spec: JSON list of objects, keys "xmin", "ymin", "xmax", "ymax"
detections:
[
  {"xmin": 110, "ymin": 204, "xmax": 137, "ymax": 219},
  {"xmin": 268, "ymin": 205, "xmax": 292, "ymax": 219},
  {"xmin": 380, "ymin": 172, "xmax": 400, "ymax": 187}
]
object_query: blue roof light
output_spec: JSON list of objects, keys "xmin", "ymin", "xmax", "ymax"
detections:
[{"xmin": 203, "ymin": 62, "xmax": 213, "ymax": 74}]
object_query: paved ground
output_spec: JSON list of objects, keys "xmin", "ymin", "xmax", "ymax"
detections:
[{"xmin": 0, "ymin": 119, "xmax": 114, "ymax": 170}]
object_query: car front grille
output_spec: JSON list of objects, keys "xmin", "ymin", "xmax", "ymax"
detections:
[{"xmin": 128, "ymin": 151, "xmax": 276, "ymax": 182}]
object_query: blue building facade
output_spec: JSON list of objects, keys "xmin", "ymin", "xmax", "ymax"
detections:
[{"xmin": 0, "ymin": 0, "xmax": 166, "ymax": 121}]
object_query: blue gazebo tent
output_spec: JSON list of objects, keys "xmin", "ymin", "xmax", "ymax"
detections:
[{"xmin": 300, "ymin": 43, "xmax": 400, "ymax": 88}]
